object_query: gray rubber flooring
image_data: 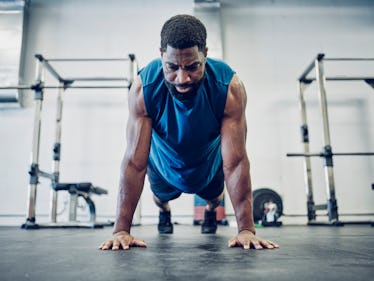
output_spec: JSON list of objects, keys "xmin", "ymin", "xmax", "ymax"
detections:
[{"xmin": 0, "ymin": 224, "xmax": 373, "ymax": 281}]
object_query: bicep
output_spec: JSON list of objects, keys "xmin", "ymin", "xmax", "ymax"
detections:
[
  {"xmin": 221, "ymin": 74, "xmax": 248, "ymax": 172},
  {"xmin": 124, "ymin": 76, "xmax": 152, "ymax": 171}
]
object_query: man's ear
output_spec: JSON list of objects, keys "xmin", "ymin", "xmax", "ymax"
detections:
[
  {"xmin": 160, "ymin": 48, "xmax": 163, "ymax": 58},
  {"xmin": 204, "ymin": 47, "xmax": 208, "ymax": 57}
]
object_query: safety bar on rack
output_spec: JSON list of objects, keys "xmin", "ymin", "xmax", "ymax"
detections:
[{"xmin": 298, "ymin": 54, "xmax": 374, "ymax": 88}]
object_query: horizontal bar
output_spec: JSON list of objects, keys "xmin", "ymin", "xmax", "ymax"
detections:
[
  {"xmin": 46, "ymin": 58, "xmax": 131, "ymax": 62},
  {"xmin": 287, "ymin": 153, "xmax": 322, "ymax": 157},
  {"xmin": 287, "ymin": 152, "xmax": 374, "ymax": 157},
  {"xmin": 307, "ymin": 221, "xmax": 344, "ymax": 226},
  {"xmin": 0, "ymin": 85, "xmax": 31, "ymax": 90},
  {"xmin": 324, "ymin": 58, "xmax": 374, "ymax": 61},
  {"xmin": 39, "ymin": 170, "xmax": 55, "ymax": 180},
  {"xmin": 327, "ymin": 77, "xmax": 374, "ymax": 81},
  {"xmin": 64, "ymin": 77, "xmax": 129, "ymax": 82},
  {"xmin": 314, "ymin": 204, "xmax": 327, "ymax": 210},
  {"xmin": 334, "ymin": 152, "xmax": 374, "ymax": 156},
  {"xmin": 60, "ymin": 85, "xmax": 131, "ymax": 89},
  {"xmin": 0, "ymin": 84, "xmax": 131, "ymax": 90},
  {"xmin": 304, "ymin": 77, "xmax": 374, "ymax": 82},
  {"xmin": 283, "ymin": 212, "xmax": 374, "ymax": 217}
]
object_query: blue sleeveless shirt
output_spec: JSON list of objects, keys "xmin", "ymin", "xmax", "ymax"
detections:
[{"xmin": 140, "ymin": 58, "xmax": 235, "ymax": 193}]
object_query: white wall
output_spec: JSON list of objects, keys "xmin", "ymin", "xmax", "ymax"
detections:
[{"xmin": 0, "ymin": 0, "xmax": 373, "ymax": 225}]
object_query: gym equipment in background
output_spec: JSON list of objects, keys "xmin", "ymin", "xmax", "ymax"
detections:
[
  {"xmin": 253, "ymin": 188, "xmax": 283, "ymax": 227},
  {"xmin": 0, "ymin": 53, "xmax": 138, "ymax": 229},
  {"xmin": 193, "ymin": 187, "xmax": 283, "ymax": 227},
  {"xmin": 287, "ymin": 54, "xmax": 374, "ymax": 226}
]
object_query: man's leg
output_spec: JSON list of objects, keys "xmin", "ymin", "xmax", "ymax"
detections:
[
  {"xmin": 201, "ymin": 191, "xmax": 224, "ymax": 234},
  {"xmin": 147, "ymin": 164, "xmax": 181, "ymax": 234},
  {"xmin": 153, "ymin": 195, "xmax": 174, "ymax": 234},
  {"xmin": 197, "ymin": 167, "xmax": 225, "ymax": 234}
]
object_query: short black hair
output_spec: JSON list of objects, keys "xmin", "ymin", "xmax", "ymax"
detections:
[{"xmin": 160, "ymin": 14, "xmax": 207, "ymax": 53}]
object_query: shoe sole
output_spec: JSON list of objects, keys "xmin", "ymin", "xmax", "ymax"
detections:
[
  {"xmin": 158, "ymin": 226, "xmax": 173, "ymax": 234},
  {"xmin": 201, "ymin": 227, "xmax": 217, "ymax": 234}
]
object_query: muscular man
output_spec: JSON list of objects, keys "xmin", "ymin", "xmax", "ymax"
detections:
[{"xmin": 99, "ymin": 14, "xmax": 279, "ymax": 251}]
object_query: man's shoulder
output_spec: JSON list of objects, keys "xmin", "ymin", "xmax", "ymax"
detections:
[
  {"xmin": 206, "ymin": 57, "xmax": 235, "ymax": 85},
  {"xmin": 139, "ymin": 58, "xmax": 163, "ymax": 87},
  {"xmin": 139, "ymin": 58, "xmax": 162, "ymax": 74}
]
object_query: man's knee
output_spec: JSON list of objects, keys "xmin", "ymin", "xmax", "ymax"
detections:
[
  {"xmin": 205, "ymin": 191, "xmax": 224, "ymax": 211},
  {"xmin": 153, "ymin": 195, "xmax": 171, "ymax": 211}
]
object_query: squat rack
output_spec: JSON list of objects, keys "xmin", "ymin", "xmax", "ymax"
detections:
[
  {"xmin": 287, "ymin": 53, "xmax": 374, "ymax": 226},
  {"xmin": 1, "ymin": 53, "xmax": 138, "ymax": 228}
]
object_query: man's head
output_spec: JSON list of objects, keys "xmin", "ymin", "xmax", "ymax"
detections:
[
  {"xmin": 160, "ymin": 15, "xmax": 208, "ymax": 102},
  {"xmin": 160, "ymin": 14, "xmax": 207, "ymax": 53}
]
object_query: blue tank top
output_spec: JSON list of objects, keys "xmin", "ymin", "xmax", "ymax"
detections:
[{"xmin": 140, "ymin": 58, "xmax": 235, "ymax": 193}]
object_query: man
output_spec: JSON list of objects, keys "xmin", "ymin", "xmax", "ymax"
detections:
[{"xmin": 99, "ymin": 14, "xmax": 279, "ymax": 251}]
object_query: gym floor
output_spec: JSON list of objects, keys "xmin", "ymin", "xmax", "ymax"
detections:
[{"xmin": 0, "ymin": 224, "xmax": 373, "ymax": 281}]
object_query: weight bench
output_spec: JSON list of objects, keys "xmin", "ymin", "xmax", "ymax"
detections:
[{"xmin": 53, "ymin": 182, "xmax": 108, "ymax": 224}]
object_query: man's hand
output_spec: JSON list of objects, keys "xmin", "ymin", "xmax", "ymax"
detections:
[
  {"xmin": 99, "ymin": 231, "xmax": 147, "ymax": 251},
  {"xmin": 228, "ymin": 230, "xmax": 279, "ymax": 250}
]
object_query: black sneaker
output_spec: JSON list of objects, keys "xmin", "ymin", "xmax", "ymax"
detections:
[
  {"xmin": 201, "ymin": 209, "xmax": 217, "ymax": 234},
  {"xmin": 158, "ymin": 211, "xmax": 173, "ymax": 234}
]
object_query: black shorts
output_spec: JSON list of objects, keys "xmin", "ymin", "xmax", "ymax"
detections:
[{"xmin": 147, "ymin": 164, "xmax": 224, "ymax": 203}]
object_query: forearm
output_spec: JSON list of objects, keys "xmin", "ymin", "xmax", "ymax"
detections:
[
  {"xmin": 225, "ymin": 159, "xmax": 256, "ymax": 235},
  {"xmin": 113, "ymin": 159, "xmax": 146, "ymax": 234},
  {"xmin": 112, "ymin": 75, "xmax": 150, "ymax": 234}
]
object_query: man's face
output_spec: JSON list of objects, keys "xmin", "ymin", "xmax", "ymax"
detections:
[{"xmin": 161, "ymin": 45, "xmax": 207, "ymax": 101}]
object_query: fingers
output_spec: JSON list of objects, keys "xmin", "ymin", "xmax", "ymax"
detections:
[
  {"xmin": 98, "ymin": 239, "xmax": 131, "ymax": 251},
  {"xmin": 228, "ymin": 235, "xmax": 260, "ymax": 250},
  {"xmin": 99, "ymin": 240, "xmax": 113, "ymax": 250},
  {"xmin": 112, "ymin": 239, "xmax": 121, "ymax": 251},
  {"xmin": 264, "ymin": 240, "xmax": 279, "ymax": 249},
  {"xmin": 228, "ymin": 234, "xmax": 279, "ymax": 250},
  {"xmin": 252, "ymin": 238, "xmax": 281, "ymax": 250},
  {"xmin": 131, "ymin": 238, "xmax": 147, "ymax": 248},
  {"xmin": 120, "ymin": 240, "xmax": 130, "ymax": 250},
  {"xmin": 228, "ymin": 237, "xmax": 239, "ymax": 248},
  {"xmin": 257, "ymin": 239, "xmax": 280, "ymax": 249},
  {"xmin": 228, "ymin": 237, "xmax": 252, "ymax": 249},
  {"xmin": 99, "ymin": 235, "xmax": 147, "ymax": 251},
  {"xmin": 251, "ymin": 240, "xmax": 263, "ymax": 250}
]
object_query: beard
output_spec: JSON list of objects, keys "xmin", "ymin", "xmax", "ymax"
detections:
[{"xmin": 164, "ymin": 76, "xmax": 205, "ymax": 102}]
